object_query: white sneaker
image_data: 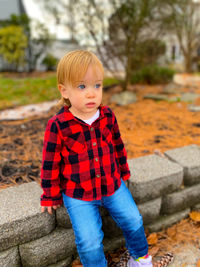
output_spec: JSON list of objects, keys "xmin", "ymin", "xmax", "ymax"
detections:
[{"xmin": 127, "ymin": 256, "xmax": 153, "ymax": 267}]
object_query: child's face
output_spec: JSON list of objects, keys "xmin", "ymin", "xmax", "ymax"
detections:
[{"xmin": 59, "ymin": 64, "xmax": 103, "ymax": 120}]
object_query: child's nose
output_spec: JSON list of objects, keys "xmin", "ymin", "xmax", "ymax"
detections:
[{"xmin": 86, "ymin": 87, "xmax": 95, "ymax": 98}]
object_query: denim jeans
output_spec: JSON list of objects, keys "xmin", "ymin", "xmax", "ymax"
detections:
[{"xmin": 62, "ymin": 180, "xmax": 148, "ymax": 267}]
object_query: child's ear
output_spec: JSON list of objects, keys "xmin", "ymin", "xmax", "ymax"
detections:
[{"xmin": 58, "ymin": 84, "xmax": 69, "ymax": 99}]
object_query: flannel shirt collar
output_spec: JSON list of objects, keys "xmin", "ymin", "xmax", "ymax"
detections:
[{"xmin": 62, "ymin": 104, "xmax": 110, "ymax": 123}]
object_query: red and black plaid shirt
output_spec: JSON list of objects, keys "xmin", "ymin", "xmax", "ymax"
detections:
[{"xmin": 40, "ymin": 105, "xmax": 130, "ymax": 206}]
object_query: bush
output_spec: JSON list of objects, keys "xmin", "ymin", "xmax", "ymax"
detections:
[
  {"xmin": 130, "ymin": 65, "xmax": 175, "ymax": 85},
  {"xmin": 103, "ymin": 77, "xmax": 119, "ymax": 87},
  {"xmin": 131, "ymin": 39, "xmax": 166, "ymax": 71},
  {"xmin": 0, "ymin": 25, "xmax": 27, "ymax": 67},
  {"xmin": 42, "ymin": 54, "xmax": 58, "ymax": 71}
]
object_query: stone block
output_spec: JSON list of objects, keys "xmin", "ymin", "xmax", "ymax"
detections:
[
  {"xmin": 128, "ymin": 155, "xmax": 183, "ymax": 203},
  {"xmin": 143, "ymin": 94, "xmax": 169, "ymax": 101},
  {"xmin": 110, "ymin": 91, "xmax": 137, "ymax": 106},
  {"xmin": 48, "ymin": 256, "xmax": 73, "ymax": 267},
  {"xmin": 0, "ymin": 247, "xmax": 21, "ymax": 267},
  {"xmin": 138, "ymin": 198, "xmax": 161, "ymax": 225},
  {"xmin": 56, "ymin": 206, "xmax": 72, "ymax": 228},
  {"xmin": 161, "ymin": 184, "xmax": 200, "ymax": 214},
  {"xmin": 102, "ymin": 215, "xmax": 123, "ymax": 238},
  {"xmin": 164, "ymin": 144, "xmax": 200, "ymax": 185},
  {"xmin": 167, "ymin": 245, "xmax": 200, "ymax": 267},
  {"xmin": 192, "ymin": 203, "xmax": 200, "ymax": 211},
  {"xmin": 147, "ymin": 209, "xmax": 190, "ymax": 233},
  {"xmin": 0, "ymin": 182, "xmax": 55, "ymax": 252},
  {"xmin": 100, "ymin": 206, "xmax": 109, "ymax": 217},
  {"xmin": 19, "ymin": 228, "xmax": 76, "ymax": 267},
  {"xmin": 103, "ymin": 236, "xmax": 125, "ymax": 252}
]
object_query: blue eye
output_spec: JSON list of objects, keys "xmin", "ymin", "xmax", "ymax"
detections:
[
  {"xmin": 78, "ymin": 84, "xmax": 85, "ymax": 89},
  {"xmin": 95, "ymin": 84, "xmax": 101, "ymax": 88}
]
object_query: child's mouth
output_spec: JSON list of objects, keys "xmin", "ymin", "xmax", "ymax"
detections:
[{"xmin": 86, "ymin": 102, "xmax": 95, "ymax": 107}]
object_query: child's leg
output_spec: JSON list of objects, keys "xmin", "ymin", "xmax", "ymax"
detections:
[
  {"xmin": 102, "ymin": 180, "xmax": 148, "ymax": 259},
  {"xmin": 62, "ymin": 193, "xmax": 107, "ymax": 267}
]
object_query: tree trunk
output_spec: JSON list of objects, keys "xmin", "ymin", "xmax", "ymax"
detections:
[
  {"xmin": 123, "ymin": 51, "xmax": 132, "ymax": 91},
  {"xmin": 184, "ymin": 53, "xmax": 193, "ymax": 73}
]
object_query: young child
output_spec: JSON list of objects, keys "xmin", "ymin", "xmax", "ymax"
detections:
[{"xmin": 40, "ymin": 50, "xmax": 153, "ymax": 267}]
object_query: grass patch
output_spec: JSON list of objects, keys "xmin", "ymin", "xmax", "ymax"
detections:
[
  {"xmin": 0, "ymin": 75, "xmax": 59, "ymax": 110},
  {"xmin": 103, "ymin": 77, "xmax": 119, "ymax": 87},
  {"xmin": 0, "ymin": 75, "xmax": 119, "ymax": 110}
]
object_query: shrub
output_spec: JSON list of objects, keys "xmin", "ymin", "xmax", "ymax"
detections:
[
  {"xmin": 131, "ymin": 39, "xmax": 166, "ymax": 71},
  {"xmin": 130, "ymin": 65, "xmax": 175, "ymax": 84},
  {"xmin": 0, "ymin": 25, "xmax": 27, "ymax": 67},
  {"xmin": 42, "ymin": 54, "xmax": 58, "ymax": 71},
  {"xmin": 103, "ymin": 77, "xmax": 119, "ymax": 87}
]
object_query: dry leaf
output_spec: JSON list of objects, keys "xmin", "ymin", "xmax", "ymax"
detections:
[
  {"xmin": 189, "ymin": 211, "xmax": 200, "ymax": 222},
  {"xmin": 149, "ymin": 246, "xmax": 159, "ymax": 257},
  {"xmin": 147, "ymin": 233, "xmax": 158, "ymax": 245},
  {"xmin": 110, "ymin": 253, "xmax": 118, "ymax": 257},
  {"xmin": 166, "ymin": 227, "xmax": 177, "ymax": 239},
  {"xmin": 197, "ymin": 259, "xmax": 200, "ymax": 267},
  {"xmin": 72, "ymin": 259, "xmax": 83, "ymax": 267},
  {"xmin": 112, "ymin": 257, "xmax": 120, "ymax": 263}
]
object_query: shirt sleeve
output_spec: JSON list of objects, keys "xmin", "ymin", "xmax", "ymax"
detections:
[
  {"xmin": 111, "ymin": 111, "xmax": 130, "ymax": 181},
  {"xmin": 40, "ymin": 119, "xmax": 63, "ymax": 206}
]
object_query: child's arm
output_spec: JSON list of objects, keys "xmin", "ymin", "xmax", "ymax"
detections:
[
  {"xmin": 111, "ymin": 111, "xmax": 131, "ymax": 181},
  {"xmin": 40, "ymin": 119, "xmax": 63, "ymax": 211}
]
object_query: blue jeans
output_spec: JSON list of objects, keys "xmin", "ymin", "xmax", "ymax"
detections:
[{"xmin": 62, "ymin": 180, "xmax": 148, "ymax": 267}]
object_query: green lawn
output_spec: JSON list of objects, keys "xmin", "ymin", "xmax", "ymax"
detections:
[{"xmin": 0, "ymin": 75, "xmax": 118, "ymax": 110}]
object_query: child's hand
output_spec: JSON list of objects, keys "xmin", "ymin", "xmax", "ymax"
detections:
[{"xmin": 41, "ymin": 205, "xmax": 61, "ymax": 215}]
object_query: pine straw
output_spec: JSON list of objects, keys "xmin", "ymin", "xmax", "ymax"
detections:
[
  {"xmin": 148, "ymin": 218, "xmax": 200, "ymax": 258},
  {"xmin": 108, "ymin": 85, "xmax": 200, "ymax": 159}
]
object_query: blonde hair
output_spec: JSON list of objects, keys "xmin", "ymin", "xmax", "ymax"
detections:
[{"xmin": 57, "ymin": 50, "xmax": 104, "ymax": 106}]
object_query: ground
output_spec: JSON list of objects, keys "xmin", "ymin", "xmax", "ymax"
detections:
[{"xmin": 0, "ymin": 83, "xmax": 200, "ymax": 266}]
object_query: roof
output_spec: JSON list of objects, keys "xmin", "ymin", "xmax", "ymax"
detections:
[{"xmin": 0, "ymin": 0, "xmax": 26, "ymax": 20}]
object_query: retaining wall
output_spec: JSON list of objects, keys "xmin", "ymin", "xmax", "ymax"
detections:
[{"xmin": 1, "ymin": 144, "xmax": 200, "ymax": 267}]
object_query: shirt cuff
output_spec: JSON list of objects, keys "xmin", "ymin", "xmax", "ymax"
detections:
[
  {"xmin": 40, "ymin": 197, "xmax": 63, "ymax": 207},
  {"xmin": 121, "ymin": 171, "xmax": 131, "ymax": 181}
]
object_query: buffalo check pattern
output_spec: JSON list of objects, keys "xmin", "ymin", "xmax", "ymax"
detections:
[{"xmin": 40, "ymin": 105, "xmax": 130, "ymax": 206}]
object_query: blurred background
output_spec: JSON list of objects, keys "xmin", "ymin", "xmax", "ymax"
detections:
[{"xmin": 0, "ymin": 0, "xmax": 200, "ymax": 88}]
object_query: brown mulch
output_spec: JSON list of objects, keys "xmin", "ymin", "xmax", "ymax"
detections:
[{"xmin": 0, "ymin": 83, "xmax": 200, "ymax": 265}]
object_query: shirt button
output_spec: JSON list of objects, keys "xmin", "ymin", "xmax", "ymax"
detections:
[
  {"xmin": 95, "ymin": 158, "xmax": 98, "ymax": 162},
  {"xmin": 93, "ymin": 142, "xmax": 96, "ymax": 146},
  {"xmin": 91, "ymin": 127, "xmax": 94, "ymax": 131},
  {"xmin": 96, "ymin": 174, "xmax": 100, "ymax": 178}
]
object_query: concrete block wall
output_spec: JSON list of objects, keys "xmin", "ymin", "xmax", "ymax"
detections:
[{"xmin": 0, "ymin": 144, "xmax": 200, "ymax": 267}]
